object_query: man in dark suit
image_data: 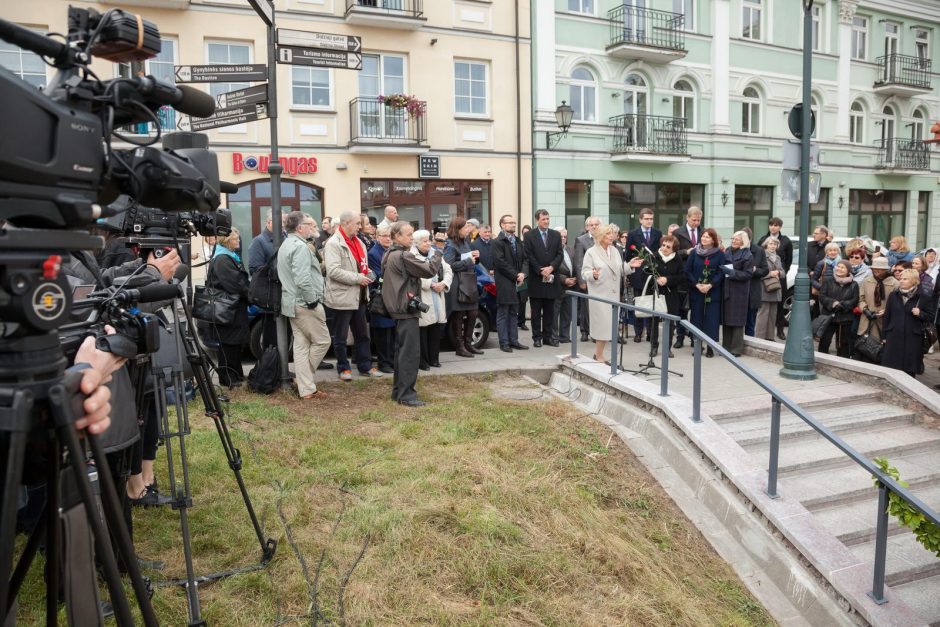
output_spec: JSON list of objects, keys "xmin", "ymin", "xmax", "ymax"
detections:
[
  {"xmin": 492, "ymin": 214, "xmax": 528, "ymax": 352},
  {"xmin": 552, "ymin": 227, "xmax": 579, "ymax": 343},
  {"xmin": 523, "ymin": 209, "xmax": 564, "ymax": 347},
  {"xmin": 757, "ymin": 217, "xmax": 793, "ymax": 339},
  {"xmin": 624, "ymin": 208, "xmax": 662, "ymax": 342},
  {"xmin": 470, "ymin": 223, "xmax": 495, "ymax": 274},
  {"xmin": 671, "ymin": 206, "xmax": 703, "ymax": 348},
  {"xmin": 573, "ymin": 216, "xmax": 600, "ymax": 341}
]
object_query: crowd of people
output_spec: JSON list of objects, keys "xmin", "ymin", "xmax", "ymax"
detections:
[{"xmin": 195, "ymin": 205, "xmax": 940, "ymax": 405}]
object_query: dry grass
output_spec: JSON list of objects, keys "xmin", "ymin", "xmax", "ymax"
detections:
[{"xmin": 17, "ymin": 374, "xmax": 773, "ymax": 625}]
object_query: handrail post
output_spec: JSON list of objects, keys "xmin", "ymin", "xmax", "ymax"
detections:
[
  {"xmin": 660, "ymin": 318, "xmax": 670, "ymax": 397},
  {"xmin": 868, "ymin": 483, "xmax": 890, "ymax": 605},
  {"xmin": 570, "ymin": 294, "xmax": 578, "ymax": 359},
  {"xmin": 766, "ymin": 398, "xmax": 781, "ymax": 498},
  {"xmin": 609, "ymin": 304, "xmax": 619, "ymax": 375},
  {"xmin": 691, "ymin": 335, "xmax": 702, "ymax": 423}
]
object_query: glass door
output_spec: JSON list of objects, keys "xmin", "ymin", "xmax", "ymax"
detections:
[
  {"xmin": 358, "ymin": 54, "xmax": 406, "ymax": 140},
  {"xmin": 623, "ymin": 0, "xmax": 647, "ymax": 43},
  {"xmin": 623, "ymin": 74, "xmax": 648, "ymax": 148},
  {"xmin": 883, "ymin": 22, "xmax": 899, "ymax": 81}
]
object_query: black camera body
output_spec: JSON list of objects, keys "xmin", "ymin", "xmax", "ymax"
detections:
[{"xmin": 406, "ymin": 293, "xmax": 429, "ymax": 314}]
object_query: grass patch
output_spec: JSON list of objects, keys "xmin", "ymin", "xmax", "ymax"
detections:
[{"xmin": 16, "ymin": 375, "xmax": 773, "ymax": 625}]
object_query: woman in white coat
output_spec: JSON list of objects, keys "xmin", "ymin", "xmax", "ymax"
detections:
[
  {"xmin": 413, "ymin": 230, "xmax": 453, "ymax": 370},
  {"xmin": 581, "ymin": 223, "xmax": 641, "ymax": 363}
]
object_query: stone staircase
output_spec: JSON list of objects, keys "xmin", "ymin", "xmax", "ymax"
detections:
[{"xmin": 706, "ymin": 384, "xmax": 940, "ymax": 624}]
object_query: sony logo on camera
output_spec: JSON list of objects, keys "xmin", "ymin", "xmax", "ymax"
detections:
[{"xmin": 232, "ymin": 152, "xmax": 318, "ymax": 177}]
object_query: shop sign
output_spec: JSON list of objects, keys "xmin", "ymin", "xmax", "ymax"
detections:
[
  {"xmin": 418, "ymin": 154, "xmax": 441, "ymax": 178},
  {"xmin": 467, "ymin": 185, "xmax": 484, "ymax": 193},
  {"xmin": 393, "ymin": 181, "xmax": 425, "ymax": 194},
  {"xmin": 432, "ymin": 184, "xmax": 457, "ymax": 193},
  {"xmin": 232, "ymin": 152, "xmax": 318, "ymax": 176},
  {"xmin": 362, "ymin": 183, "xmax": 387, "ymax": 197}
]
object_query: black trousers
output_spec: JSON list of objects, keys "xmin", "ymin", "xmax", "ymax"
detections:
[
  {"xmin": 393, "ymin": 317, "xmax": 420, "ymax": 403},
  {"xmin": 529, "ymin": 297, "xmax": 555, "ymax": 341},
  {"xmin": 261, "ymin": 312, "xmax": 278, "ymax": 348},
  {"xmin": 819, "ymin": 320, "xmax": 852, "ymax": 358},
  {"xmin": 331, "ymin": 303, "xmax": 372, "ymax": 374},
  {"xmin": 372, "ymin": 325, "xmax": 396, "ymax": 370},
  {"xmin": 420, "ymin": 323, "xmax": 443, "ymax": 367},
  {"xmin": 577, "ymin": 291, "xmax": 590, "ymax": 336},
  {"xmin": 553, "ymin": 295, "xmax": 572, "ymax": 341},
  {"xmin": 217, "ymin": 343, "xmax": 244, "ymax": 386}
]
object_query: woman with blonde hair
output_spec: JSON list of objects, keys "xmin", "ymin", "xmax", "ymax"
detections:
[
  {"xmin": 756, "ymin": 237, "xmax": 784, "ymax": 341},
  {"xmin": 882, "ymin": 269, "xmax": 933, "ymax": 377},
  {"xmin": 581, "ymin": 223, "xmax": 640, "ymax": 363},
  {"xmin": 886, "ymin": 235, "xmax": 914, "ymax": 267},
  {"xmin": 720, "ymin": 230, "xmax": 753, "ymax": 356}
]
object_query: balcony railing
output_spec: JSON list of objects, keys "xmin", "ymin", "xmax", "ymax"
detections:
[
  {"xmin": 121, "ymin": 105, "xmax": 176, "ymax": 136},
  {"xmin": 874, "ymin": 53, "xmax": 932, "ymax": 90},
  {"xmin": 610, "ymin": 114, "xmax": 687, "ymax": 155},
  {"xmin": 349, "ymin": 97, "xmax": 426, "ymax": 145},
  {"xmin": 345, "ymin": 0, "xmax": 423, "ymax": 18},
  {"xmin": 608, "ymin": 6, "xmax": 685, "ymax": 52},
  {"xmin": 876, "ymin": 138, "xmax": 930, "ymax": 171}
]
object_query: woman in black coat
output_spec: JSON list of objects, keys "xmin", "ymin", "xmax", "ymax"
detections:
[
  {"xmin": 817, "ymin": 260, "xmax": 859, "ymax": 358},
  {"xmin": 444, "ymin": 216, "xmax": 482, "ymax": 358},
  {"xmin": 882, "ymin": 269, "xmax": 933, "ymax": 377},
  {"xmin": 720, "ymin": 231, "xmax": 753, "ymax": 357},
  {"xmin": 646, "ymin": 234, "xmax": 686, "ymax": 358},
  {"xmin": 202, "ymin": 228, "xmax": 250, "ymax": 388}
]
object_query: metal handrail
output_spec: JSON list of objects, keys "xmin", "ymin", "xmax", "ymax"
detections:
[
  {"xmin": 607, "ymin": 5, "xmax": 686, "ymax": 51},
  {"xmin": 348, "ymin": 97, "xmax": 426, "ymax": 145},
  {"xmin": 609, "ymin": 113, "xmax": 688, "ymax": 155},
  {"xmin": 345, "ymin": 0, "xmax": 423, "ymax": 18},
  {"xmin": 875, "ymin": 138, "xmax": 930, "ymax": 171},
  {"xmin": 875, "ymin": 53, "xmax": 932, "ymax": 89}
]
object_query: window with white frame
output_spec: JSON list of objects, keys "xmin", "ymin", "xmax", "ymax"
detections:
[
  {"xmin": 292, "ymin": 67, "xmax": 331, "ymax": 108},
  {"xmin": 911, "ymin": 109, "xmax": 926, "ymax": 141},
  {"xmin": 811, "ymin": 4, "xmax": 822, "ymax": 52},
  {"xmin": 0, "ymin": 26, "xmax": 46, "ymax": 88},
  {"xmin": 454, "ymin": 60, "xmax": 487, "ymax": 116},
  {"xmin": 673, "ymin": 79, "xmax": 695, "ymax": 131},
  {"xmin": 569, "ymin": 67, "xmax": 596, "ymax": 122},
  {"xmin": 206, "ymin": 41, "xmax": 252, "ymax": 132},
  {"xmin": 673, "ymin": 0, "xmax": 693, "ymax": 31},
  {"xmin": 849, "ymin": 101, "xmax": 864, "ymax": 144},
  {"xmin": 915, "ymin": 28, "xmax": 929, "ymax": 67},
  {"xmin": 567, "ymin": 0, "xmax": 594, "ymax": 15},
  {"xmin": 851, "ymin": 16, "xmax": 867, "ymax": 60},
  {"xmin": 742, "ymin": 0, "xmax": 762, "ymax": 41},
  {"xmin": 742, "ymin": 86, "xmax": 761, "ymax": 134}
]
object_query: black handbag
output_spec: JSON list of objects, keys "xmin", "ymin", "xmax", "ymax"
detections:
[
  {"xmin": 193, "ymin": 285, "xmax": 240, "ymax": 325},
  {"xmin": 922, "ymin": 324, "xmax": 937, "ymax": 355},
  {"xmin": 811, "ymin": 313, "xmax": 833, "ymax": 339},
  {"xmin": 456, "ymin": 271, "xmax": 478, "ymax": 305},
  {"xmin": 368, "ymin": 280, "xmax": 390, "ymax": 318},
  {"xmin": 854, "ymin": 333, "xmax": 883, "ymax": 363}
]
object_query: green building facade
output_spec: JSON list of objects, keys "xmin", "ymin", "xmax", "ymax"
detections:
[{"xmin": 533, "ymin": 0, "xmax": 938, "ymax": 249}]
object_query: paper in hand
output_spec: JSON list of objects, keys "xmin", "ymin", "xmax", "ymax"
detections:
[{"xmin": 721, "ymin": 264, "xmax": 734, "ymax": 273}]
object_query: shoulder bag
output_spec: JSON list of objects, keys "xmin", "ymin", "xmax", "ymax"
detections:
[
  {"xmin": 811, "ymin": 313, "xmax": 834, "ymax": 339},
  {"xmin": 633, "ymin": 275, "xmax": 662, "ymax": 319},
  {"xmin": 853, "ymin": 319, "xmax": 883, "ymax": 363},
  {"xmin": 761, "ymin": 275, "xmax": 782, "ymax": 292},
  {"xmin": 193, "ymin": 259, "xmax": 241, "ymax": 325}
]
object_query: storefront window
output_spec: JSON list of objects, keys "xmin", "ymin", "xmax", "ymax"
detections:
[
  {"xmin": 227, "ymin": 179, "xmax": 323, "ymax": 240},
  {"xmin": 916, "ymin": 191, "xmax": 929, "ymax": 251},
  {"xmin": 464, "ymin": 182, "xmax": 489, "ymax": 226},
  {"xmin": 565, "ymin": 180, "xmax": 591, "ymax": 234},
  {"xmin": 359, "ymin": 179, "xmax": 490, "ymax": 230},
  {"xmin": 609, "ymin": 182, "xmax": 703, "ymax": 233},
  {"xmin": 848, "ymin": 189, "xmax": 906, "ymax": 243},
  {"xmin": 733, "ymin": 185, "xmax": 773, "ymax": 235}
]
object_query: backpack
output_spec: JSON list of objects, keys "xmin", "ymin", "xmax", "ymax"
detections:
[
  {"xmin": 249, "ymin": 250, "xmax": 281, "ymax": 311},
  {"xmin": 247, "ymin": 346, "xmax": 281, "ymax": 394}
]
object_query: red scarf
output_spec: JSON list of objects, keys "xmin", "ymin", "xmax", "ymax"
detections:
[{"xmin": 340, "ymin": 227, "xmax": 368, "ymax": 275}]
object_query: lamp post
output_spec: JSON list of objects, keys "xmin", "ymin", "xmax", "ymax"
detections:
[
  {"xmin": 780, "ymin": 0, "xmax": 817, "ymax": 380},
  {"xmin": 546, "ymin": 101, "xmax": 573, "ymax": 149}
]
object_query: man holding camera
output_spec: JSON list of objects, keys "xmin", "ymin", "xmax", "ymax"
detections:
[
  {"xmin": 382, "ymin": 221, "xmax": 442, "ymax": 407},
  {"xmin": 279, "ymin": 212, "xmax": 331, "ymax": 400}
]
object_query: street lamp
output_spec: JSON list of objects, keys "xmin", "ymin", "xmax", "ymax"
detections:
[
  {"xmin": 780, "ymin": 0, "xmax": 817, "ymax": 380},
  {"xmin": 546, "ymin": 101, "xmax": 574, "ymax": 149}
]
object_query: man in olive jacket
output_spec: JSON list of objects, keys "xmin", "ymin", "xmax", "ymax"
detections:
[
  {"xmin": 382, "ymin": 222, "xmax": 441, "ymax": 407},
  {"xmin": 279, "ymin": 211, "xmax": 331, "ymax": 400}
]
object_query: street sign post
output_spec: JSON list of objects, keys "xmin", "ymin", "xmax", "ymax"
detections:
[
  {"xmin": 276, "ymin": 45, "xmax": 362, "ymax": 70},
  {"xmin": 277, "ymin": 28, "xmax": 361, "ymax": 52},
  {"xmin": 177, "ymin": 103, "xmax": 269, "ymax": 132},
  {"xmin": 216, "ymin": 83, "xmax": 268, "ymax": 110},
  {"xmin": 780, "ymin": 170, "xmax": 820, "ymax": 204},
  {"xmin": 247, "ymin": 0, "xmax": 274, "ymax": 25},
  {"xmin": 782, "ymin": 140, "xmax": 820, "ymax": 171},
  {"xmin": 174, "ymin": 64, "xmax": 267, "ymax": 83}
]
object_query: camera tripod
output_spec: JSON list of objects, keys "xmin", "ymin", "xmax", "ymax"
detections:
[
  {"xmin": 135, "ymin": 280, "xmax": 276, "ymax": 626},
  {"xmin": 0, "ymin": 236, "xmax": 158, "ymax": 626}
]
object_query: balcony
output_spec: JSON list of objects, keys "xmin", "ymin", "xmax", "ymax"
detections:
[
  {"xmin": 875, "ymin": 138, "xmax": 930, "ymax": 173},
  {"xmin": 101, "ymin": 0, "xmax": 189, "ymax": 8},
  {"xmin": 345, "ymin": 0, "xmax": 427, "ymax": 30},
  {"xmin": 606, "ymin": 6, "xmax": 687, "ymax": 64},
  {"xmin": 873, "ymin": 54, "xmax": 932, "ymax": 96},
  {"xmin": 610, "ymin": 114, "xmax": 689, "ymax": 163},
  {"xmin": 348, "ymin": 97, "xmax": 428, "ymax": 154}
]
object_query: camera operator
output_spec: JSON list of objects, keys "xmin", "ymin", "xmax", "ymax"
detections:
[{"xmin": 381, "ymin": 221, "xmax": 441, "ymax": 407}]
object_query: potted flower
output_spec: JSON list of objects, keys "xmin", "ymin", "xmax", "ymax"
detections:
[{"xmin": 377, "ymin": 93, "xmax": 426, "ymax": 118}]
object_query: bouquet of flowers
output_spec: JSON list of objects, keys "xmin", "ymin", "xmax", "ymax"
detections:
[
  {"xmin": 377, "ymin": 93, "xmax": 427, "ymax": 118},
  {"xmin": 629, "ymin": 244, "xmax": 660, "ymax": 285},
  {"xmin": 699, "ymin": 258, "xmax": 713, "ymax": 304}
]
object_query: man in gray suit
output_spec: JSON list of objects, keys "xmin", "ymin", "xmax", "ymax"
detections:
[{"xmin": 572, "ymin": 216, "xmax": 600, "ymax": 342}]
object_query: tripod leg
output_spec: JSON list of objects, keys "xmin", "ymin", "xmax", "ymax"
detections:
[
  {"xmin": 0, "ymin": 388, "xmax": 32, "ymax": 621},
  {"xmin": 44, "ymin": 444, "xmax": 59, "ymax": 627}
]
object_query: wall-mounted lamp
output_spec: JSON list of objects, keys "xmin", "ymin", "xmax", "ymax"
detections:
[
  {"xmin": 721, "ymin": 176, "xmax": 730, "ymax": 183},
  {"xmin": 546, "ymin": 101, "xmax": 574, "ymax": 150},
  {"xmin": 661, "ymin": 97, "xmax": 670, "ymax": 103},
  {"xmin": 336, "ymin": 162, "xmax": 348, "ymax": 170},
  {"xmin": 721, "ymin": 192, "xmax": 729, "ymax": 206},
  {"xmin": 838, "ymin": 181, "xmax": 846, "ymax": 188},
  {"xmin": 611, "ymin": 92, "xmax": 621, "ymax": 98},
  {"xmin": 430, "ymin": 38, "xmax": 438, "ymax": 45},
  {"xmin": 838, "ymin": 195, "xmax": 844, "ymax": 209}
]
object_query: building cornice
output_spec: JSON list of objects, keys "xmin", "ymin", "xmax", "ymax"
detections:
[{"xmin": 859, "ymin": 0, "xmax": 940, "ymax": 22}]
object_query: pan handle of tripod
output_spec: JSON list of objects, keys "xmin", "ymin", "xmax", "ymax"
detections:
[{"xmin": 55, "ymin": 366, "xmax": 92, "ymax": 430}]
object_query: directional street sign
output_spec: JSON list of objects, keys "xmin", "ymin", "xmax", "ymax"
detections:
[
  {"xmin": 780, "ymin": 170, "xmax": 821, "ymax": 204},
  {"xmin": 216, "ymin": 84, "xmax": 268, "ymax": 110},
  {"xmin": 247, "ymin": 0, "xmax": 274, "ymax": 26},
  {"xmin": 276, "ymin": 45, "xmax": 362, "ymax": 70},
  {"xmin": 277, "ymin": 29, "xmax": 361, "ymax": 53},
  {"xmin": 177, "ymin": 103, "xmax": 269, "ymax": 132},
  {"xmin": 174, "ymin": 64, "xmax": 267, "ymax": 83}
]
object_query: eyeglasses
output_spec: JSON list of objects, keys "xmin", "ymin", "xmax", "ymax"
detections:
[{"xmin": 849, "ymin": 255, "xmax": 863, "ymax": 260}]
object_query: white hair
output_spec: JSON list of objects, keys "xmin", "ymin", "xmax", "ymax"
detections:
[
  {"xmin": 412, "ymin": 229, "xmax": 431, "ymax": 243},
  {"xmin": 338, "ymin": 210, "xmax": 357, "ymax": 225}
]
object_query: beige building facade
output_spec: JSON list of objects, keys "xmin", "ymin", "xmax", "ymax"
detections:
[{"xmin": 3, "ymin": 0, "xmax": 532, "ymax": 238}]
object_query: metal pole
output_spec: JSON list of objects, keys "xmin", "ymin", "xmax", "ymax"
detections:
[
  {"xmin": 660, "ymin": 318, "xmax": 670, "ymax": 396},
  {"xmin": 868, "ymin": 482, "xmax": 890, "ymax": 605},
  {"xmin": 692, "ymin": 336, "xmax": 702, "ymax": 422},
  {"xmin": 766, "ymin": 398, "xmax": 781, "ymax": 498},
  {"xmin": 570, "ymin": 294, "xmax": 578, "ymax": 359},
  {"xmin": 780, "ymin": 0, "xmax": 817, "ymax": 380},
  {"xmin": 609, "ymin": 304, "xmax": 618, "ymax": 376}
]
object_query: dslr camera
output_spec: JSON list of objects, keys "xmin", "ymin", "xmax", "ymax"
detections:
[{"xmin": 406, "ymin": 292, "xmax": 429, "ymax": 314}]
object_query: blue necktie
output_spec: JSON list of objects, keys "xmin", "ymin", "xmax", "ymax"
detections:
[
  {"xmin": 510, "ymin": 236, "xmax": 516, "ymax": 255},
  {"xmin": 644, "ymin": 229, "xmax": 650, "ymax": 245},
  {"xmin": 541, "ymin": 230, "xmax": 547, "ymax": 246}
]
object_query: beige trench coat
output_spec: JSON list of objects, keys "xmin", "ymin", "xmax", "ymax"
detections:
[
  {"xmin": 857, "ymin": 275, "xmax": 898, "ymax": 339},
  {"xmin": 581, "ymin": 244, "xmax": 634, "ymax": 341}
]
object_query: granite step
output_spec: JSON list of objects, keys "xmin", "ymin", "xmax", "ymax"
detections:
[
  {"xmin": 727, "ymin": 405, "xmax": 915, "ymax": 448},
  {"xmin": 704, "ymin": 382, "xmax": 881, "ymax": 423},
  {"xmin": 850, "ymin": 531, "xmax": 940, "ymax": 590}
]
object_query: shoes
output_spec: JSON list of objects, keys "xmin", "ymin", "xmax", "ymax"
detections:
[
  {"xmin": 519, "ymin": 323, "xmax": 529, "ymax": 331},
  {"xmin": 360, "ymin": 367, "xmax": 384, "ymax": 378},
  {"xmin": 705, "ymin": 347, "xmax": 714, "ymax": 358},
  {"xmin": 430, "ymin": 362, "xmax": 442, "ymax": 368},
  {"xmin": 650, "ymin": 346, "xmax": 659, "ymax": 358},
  {"xmin": 559, "ymin": 338, "xmax": 571, "ymax": 344},
  {"xmin": 419, "ymin": 364, "xmax": 431, "ymax": 370},
  {"xmin": 509, "ymin": 342, "xmax": 529, "ymax": 350},
  {"xmin": 776, "ymin": 329, "xmax": 786, "ymax": 340},
  {"xmin": 301, "ymin": 390, "xmax": 328, "ymax": 400},
  {"xmin": 379, "ymin": 365, "xmax": 395, "ymax": 374},
  {"xmin": 546, "ymin": 339, "xmax": 560, "ymax": 347},
  {"xmin": 399, "ymin": 399, "xmax": 426, "ymax": 407},
  {"xmin": 467, "ymin": 344, "xmax": 484, "ymax": 355},
  {"xmin": 130, "ymin": 484, "xmax": 172, "ymax": 508},
  {"xmin": 580, "ymin": 332, "xmax": 589, "ymax": 342},
  {"xmin": 673, "ymin": 338, "xmax": 684, "ymax": 349},
  {"xmin": 732, "ymin": 352, "xmax": 742, "ymax": 358},
  {"xmin": 668, "ymin": 351, "xmax": 675, "ymax": 358},
  {"xmin": 339, "ymin": 370, "xmax": 353, "ymax": 381},
  {"xmin": 455, "ymin": 345, "xmax": 474, "ymax": 358},
  {"xmin": 318, "ymin": 362, "xmax": 335, "ymax": 370},
  {"xmin": 633, "ymin": 334, "xmax": 643, "ymax": 343},
  {"xmin": 533, "ymin": 339, "xmax": 542, "ymax": 347},
  {"xmin": 500, "ymin": 345, "xmax": 513, "ymax": 353}
]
